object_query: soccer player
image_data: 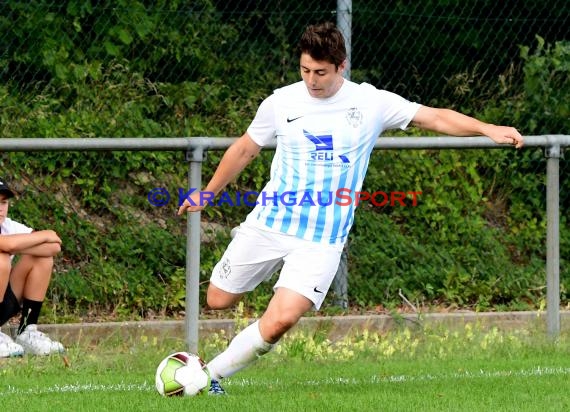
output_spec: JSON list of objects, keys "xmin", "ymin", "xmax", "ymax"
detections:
[
  {"xmin": 177, "ymin": 22, "xmax": 524, "ymax": 394},
  {"xmin": 0, "ymin": 178, "xmax": 65, "ymax": 356}
]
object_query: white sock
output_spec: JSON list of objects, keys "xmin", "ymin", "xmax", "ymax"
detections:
[{"xmin": 206, "ymin": 320, "xmax": 274, "ymax": 380}]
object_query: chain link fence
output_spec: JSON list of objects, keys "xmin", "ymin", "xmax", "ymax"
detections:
[
  {"xmin": 0, "ymin": 1, "xmax": 569, "ymax": 318},
  {"xmin": 2, "ymin": 1, "xmax": 568, "ymax": 115}
]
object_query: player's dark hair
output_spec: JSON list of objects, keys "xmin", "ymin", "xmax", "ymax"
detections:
[{"xmin": 298, "ymin": 22, "xmax": 347, "ymax": 68}]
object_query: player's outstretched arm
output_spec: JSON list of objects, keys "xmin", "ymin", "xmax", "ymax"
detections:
[
  {"xmin": 411, "ymin": 106, "xmax": 524, "ymax": 148},
  {"xmin": 177, "ymin": 132, "xmax": 262, "ymax": 215}
]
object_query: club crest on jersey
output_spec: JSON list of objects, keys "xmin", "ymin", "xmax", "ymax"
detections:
[
  {"xmin": 346, "ymin": 107, "xmax": 363, "ymax": 128},
  {"xmin": 218, "ymin": 257, "xmax": 232, "ymax": 279},
  {"xmin": 303, "ymin": 130, "xmax": 350, "ymax": 164}
]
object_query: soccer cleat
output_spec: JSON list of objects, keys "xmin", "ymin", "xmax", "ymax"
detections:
[
  {"xmin": 208, "ymin": 379, "xmax": 227, "ymax": 395},
  {"xmin": 15, "ymin": 325, "xmax": 65, "ymax": 355},
  {"xmin": 0, "ymin": 330, "xmax": 24, "ymax": 357}
]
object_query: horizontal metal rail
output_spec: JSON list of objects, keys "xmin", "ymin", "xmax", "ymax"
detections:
[
  {"xmin": 0, "ymin": 135, "xmax": 568, "ymax": 151},
  {"xmin": 1, "ymin": 135, "xmax": 566, "ymax": 349}
]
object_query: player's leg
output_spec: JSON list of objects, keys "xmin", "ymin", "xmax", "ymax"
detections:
[
  {"xmin": 11, "ymin": 254, "xmax": 64, "ymax": 355},
  {"xmin": 0, "ymin": 284, "xmax": 20, "ymax": 326},
  {"xmin": 204, "ymin": 224, "xmax": 287, "ymax": 393},
  {"xmin": 0, "ymin": 251, "xmax": 16, "ymax": 324},
  {"xmin": 206, "ymin": 223, "xmax": 285, "ymax": 310},
  {"xmin": 205, "ymin": 237, "xmax": 343, "ymax": 393},
  {"xmin": 259, "ymin": 287, "xmax": 313, "ymax": 342},
  {"xmin": 0, "ymin": 252, "xmax": 24, "ymax": 357},
  {"xmin": 206, "ymin": 283, "xmax": 243, "ymax": 310},
  {"xmin": 10, "ymin": 254, "xmax": 53, "ymax": 330},
  {"xmin": 206, "ymin": 287, "xmax": 312, "ymax": 386},
  {"xmin": 0, "ymin": 285, "xmax": 24, "ymax": 357}
]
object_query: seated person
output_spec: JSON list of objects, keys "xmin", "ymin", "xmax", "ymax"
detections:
[{"xmin": 0, "ymin": 178, "xmax": 64, "ymax": 356}]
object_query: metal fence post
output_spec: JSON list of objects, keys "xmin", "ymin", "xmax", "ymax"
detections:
[
  {"xmin": 332, "ymin": 0, "xmax": 352, "ymax": 309},
  {"xmin": 337, "ymin": 0, "xmax": 352, "ymax": 80},
  {"xmin": 185, "ymin": 145, "xmax": 204, "ymax": 353},
  {"xmin": 545, "ymin": 144, "xmax": 562, "ymax": 337}
]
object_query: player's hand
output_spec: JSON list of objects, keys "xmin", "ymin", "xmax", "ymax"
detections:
[
  {"xmin": 177, "ymin": 192, "xmax": 207, "ymax": 215},
  {"xmin": 39, "ymin": 229, "xmax": 62, "ymax": 244},
  {"xmin": 483, "ymin": 125, "xmax": 524, "ymax": 149}
]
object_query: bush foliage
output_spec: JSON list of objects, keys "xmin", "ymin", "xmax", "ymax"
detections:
[{"xmin": 0, "ymin": 2, "xmax": 568, "ymax": 320}]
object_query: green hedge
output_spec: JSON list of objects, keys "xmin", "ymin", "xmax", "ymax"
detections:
[{"xmin": 0, "ymin": 1, "xmax": 568, "ymax": 319}]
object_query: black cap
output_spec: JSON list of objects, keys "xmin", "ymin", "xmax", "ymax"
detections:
[{"xmin": 0, "ymin": 179, "xmax": 15, "ymax": 199}]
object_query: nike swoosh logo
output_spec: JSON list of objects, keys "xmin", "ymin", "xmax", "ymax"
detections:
[
  {"xmin": 287, "ymin": 116, "xmax": 303, "ymax": 123},
  {"xmin": 313, "ymin": 287, "xmax": 324, "ymax": 294}
]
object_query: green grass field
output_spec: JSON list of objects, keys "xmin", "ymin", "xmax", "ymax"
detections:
[{"xmin": 1, "ymin": 322, "xmax": 569, "ymax": 412}]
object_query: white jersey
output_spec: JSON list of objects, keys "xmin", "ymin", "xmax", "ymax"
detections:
[
  {"xmin": 245, "ymin": 80, "xmax": 420, "ymax": 245},
  {"xmin": 0, "ymin": 217, "xmax": 33, "ymax": 235}
]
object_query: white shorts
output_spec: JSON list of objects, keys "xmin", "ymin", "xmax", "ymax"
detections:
[{"xmin": 211, "ymin": 223, "xmax": 344, "ymax": 310}]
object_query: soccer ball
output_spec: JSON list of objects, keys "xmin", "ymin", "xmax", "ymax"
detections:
[{"xmin": 155, "ymin": 351, "xmax": 210, "ymax": 397}]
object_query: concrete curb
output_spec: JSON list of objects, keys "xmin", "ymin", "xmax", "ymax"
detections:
[{"xmin": 5, "ymin": 310, "xmax": 568, "ymax": 344}]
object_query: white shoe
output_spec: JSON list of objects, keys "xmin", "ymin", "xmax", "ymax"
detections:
[
  {"xmin": 0, "ymin": 330, "xmax": 24, "ymax": 357},
  {"xmin": 15, "ymin": 325, "xmax": 65, "ymax": 355}
]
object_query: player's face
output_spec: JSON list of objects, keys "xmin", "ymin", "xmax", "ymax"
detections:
[
  {"xmin": 0, "ymin": 195, "xmax": 9, "ymax": 224},
  {"xmin": 300, "ymin": 53, "xmax": 346, "ymax": 99}
]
